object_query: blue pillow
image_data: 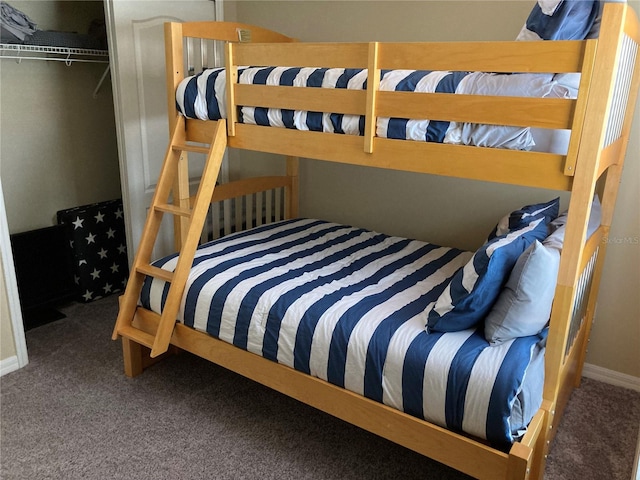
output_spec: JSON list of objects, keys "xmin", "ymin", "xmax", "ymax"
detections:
[
  {"xmin": 484, "ymin": 240, "xmax": 561, "ymax": 345},
  {"xmin": 487, "ymin": 197, "xmax": 560, "ymax": 241},
  {"xmin": 517, "ymin": 0, "xmax": 600, "ymax": 41},
  {"xmin": 427, "ymin": 213, "xmax": 554, "ymax": 334}
]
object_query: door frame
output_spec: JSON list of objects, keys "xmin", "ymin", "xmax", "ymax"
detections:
[{"xmin": 0, "ymin": 181, "xmax": 29, "ymax": 376}]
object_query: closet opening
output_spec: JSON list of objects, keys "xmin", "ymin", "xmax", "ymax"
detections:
[{"xmin": 1, "ymin": 0, "xmax": 122, "ymax": 329}]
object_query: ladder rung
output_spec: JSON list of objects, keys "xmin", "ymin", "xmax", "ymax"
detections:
[
  {"xmin": 154, "ymin": 203, "xmax": 192, "ymax": 217},
  {"xmin": 136, "ymin": 264, "xmax": 174, "ymax": 283},
  {"xmin": 118, "ymin": 325, "xmax": 155, "ymax": 349},
  {"xmin": 172, "ymin": 143, "xmax": 211, "ymax": 154}
]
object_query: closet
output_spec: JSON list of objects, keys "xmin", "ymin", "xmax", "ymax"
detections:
[
  {"xmin": 1, "ymin": 1, "xmax": 120, "ymax": 235},
  {"xmin": 0, "ymin": 1, "xmax": 121, "ymax": 327}
]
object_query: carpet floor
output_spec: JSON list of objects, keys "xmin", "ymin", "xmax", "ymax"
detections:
[{"xmin": 1, "ymin": 296, "xmax": 639, "ymax": 479}]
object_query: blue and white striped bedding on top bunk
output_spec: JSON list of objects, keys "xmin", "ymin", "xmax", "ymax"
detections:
[
  {"xmin": 176, "ymin": 65, "xmax": 573, "ymax": 150},
  {"xmin": 175, "ymin": 0, "xmax": 604, "ymax": 151},
  {"xmin": 139, "ymin": 218, "xmax": 546, "ymax": 448},
  {"xmin": 179, "ymin": 67, "xmax": 468, "ymax": 143}
]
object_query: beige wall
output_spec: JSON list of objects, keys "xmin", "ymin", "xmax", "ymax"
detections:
[
  {"xmin": 230, "ymin": 1, "xmax": 640, "ymax": 378},
  {"xmin": 0, "ymin": 1, "xmax": 120, "ymax": 234},
  {"xmin": 589, "ymin": 103, "xmax": 639, "ymax": 376}
]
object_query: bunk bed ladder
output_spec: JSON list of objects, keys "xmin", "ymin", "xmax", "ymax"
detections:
[{"xmin": 112, "ymin": 117, "xmax": 227, "ymax": 358}]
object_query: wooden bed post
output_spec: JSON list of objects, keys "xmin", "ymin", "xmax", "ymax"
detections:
[
  {"xmin": 574, "ymin": 2, "xmax": 640, "ymax": 384},
  {"xmin": 165, "ymin": 22, "xmax": 191, "ymax": 250},
  {"xmin": 121, "ymin": 336, "xmax": 180, "ymax": 378},
  {"xmin": 542, "ymin": 2, "xmax": 640, "ymax": 457},
  {"xmin": 121, "ymin": 336, "xmax": 144, "ymax": 377},
  {"xmin": 165, "ymin": 22, "xmax": 184, "ymax": 135}
]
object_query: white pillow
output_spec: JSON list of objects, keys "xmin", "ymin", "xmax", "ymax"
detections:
[{"xmin": 544, "ymin": 195, "xmax": 602, "ymax": 250}]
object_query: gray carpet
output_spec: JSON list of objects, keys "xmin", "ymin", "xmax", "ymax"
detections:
[{"xmin": 1, "ymin": 296, "xmax": 639, "ymax": 480}]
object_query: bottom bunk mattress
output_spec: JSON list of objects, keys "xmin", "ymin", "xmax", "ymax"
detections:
[{"xmin": 140, "ymin": 218, "xmax": 546, "ymax": 449}]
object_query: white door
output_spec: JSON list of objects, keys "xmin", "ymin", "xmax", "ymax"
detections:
[{"xmin": 105, "ymin": 0, "xmax": 223, "ymax": 262}]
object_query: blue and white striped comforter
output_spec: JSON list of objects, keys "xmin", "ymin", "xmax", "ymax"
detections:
[
  {"xmin": 140, "ymin": 219, "xmax": 546, "ymax": 448},
  {"xmin": 177, "ymin": 67, "xmax": 471, "ymax": 143}
]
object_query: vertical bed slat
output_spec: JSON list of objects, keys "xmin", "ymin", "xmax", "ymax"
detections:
[
  {"xmin": 213, "ymin": 37, "xmax": 219, "ymax": 68},
  {"xmin": 235, "ymin": 197, "xmax": 243, "ymax": 232},
  {"xmin": 246, "ymin": 193, "xmax": 254, "ymax": 229},
  {"xmin": 212, "ymin": 202, "xmax": 222, "ymax": 240},
  {"xmin": 200, "ymin": 38, "xmax": 207, "ymax": 71},
  {"xmin": 186, "ymin": 36, "xmax": 195, "ymax": 76},
  {"xmin": 266, "ymin": 190, "xmax": 274, "ymax": 224},
  {"xmin": 223, "ymin": 198, "xmax": 232, "ymax": 235},
  {"xmin": 275, "ymin": 188, "xmax": 282, "ymax": 222},
  {"xmin": 364, "ymin": 42, "xmax": 380, "ymax": 154},
  {"xmin": 256, "ymin": 192, "xmax": 264, "ymax": 226},
  {"xmin": 565, "ymin": 247, "xmax": 598, "ymax": 357}
]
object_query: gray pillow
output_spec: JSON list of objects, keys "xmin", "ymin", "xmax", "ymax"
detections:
[{"xmin": 484, "ymin": 240, "xmax": 560, "ymax": 345}]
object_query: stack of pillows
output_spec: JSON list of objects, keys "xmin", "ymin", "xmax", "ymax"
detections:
[{"xmin": 426, "ymin": 196, "xmax": 601, "ymax": 345}]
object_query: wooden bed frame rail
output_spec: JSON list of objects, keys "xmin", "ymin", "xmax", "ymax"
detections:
[
  {"xmin": 114, "ymin": 4, "xmax": 640, "ymax": 480},
  {"xmin": 224, "ymin": 39, "xmax": 587, "ymax": 192}
]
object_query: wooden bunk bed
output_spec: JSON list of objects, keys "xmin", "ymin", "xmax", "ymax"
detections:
[{"xmin": 112, "ymin": 3, "xmax": 640, "ymax": 480}]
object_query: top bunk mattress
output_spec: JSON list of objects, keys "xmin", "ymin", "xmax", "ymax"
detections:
[
  {"xmin": 139, "ymin": 218, "xmax": 548, "ymax": 449},
  {"xmin": 176, "ymin": 66, "xmax": 576, "ymax": 152}
]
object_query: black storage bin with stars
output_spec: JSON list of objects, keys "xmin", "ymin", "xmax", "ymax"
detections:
[{"xmin": 57, "ymin": 199, "xmax": 129, "ymax": 303}]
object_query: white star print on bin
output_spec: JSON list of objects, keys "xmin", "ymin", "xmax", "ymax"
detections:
[{"xmin": 72, "ymin": 217, "xmax": 84, "ymax": 229}]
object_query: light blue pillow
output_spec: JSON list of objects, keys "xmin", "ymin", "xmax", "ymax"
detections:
[
  {"xmin": 484, "ymin": 240, "xmax": 561, "ymax": 345},
  {"xmin": 427, "ymin": 217, "xmax": 550, "ymax": 333}
]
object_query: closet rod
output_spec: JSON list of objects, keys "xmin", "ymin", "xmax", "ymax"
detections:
[
  {"xmin": 1, "ymin": 55, "xmax": 108, "ymax": 64},
  {"xmin": 0, "ymin": 43, "xmax": 109, "ymax": 65}
]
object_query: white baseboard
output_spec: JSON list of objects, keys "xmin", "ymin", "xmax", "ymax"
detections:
[
  {"xmin": 582, "ymin": 363, "xmax": 640, "ymax": 392},
  {"xmin": 0, "ymin": 355, "xmax": 21, "ymax": 377}
]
